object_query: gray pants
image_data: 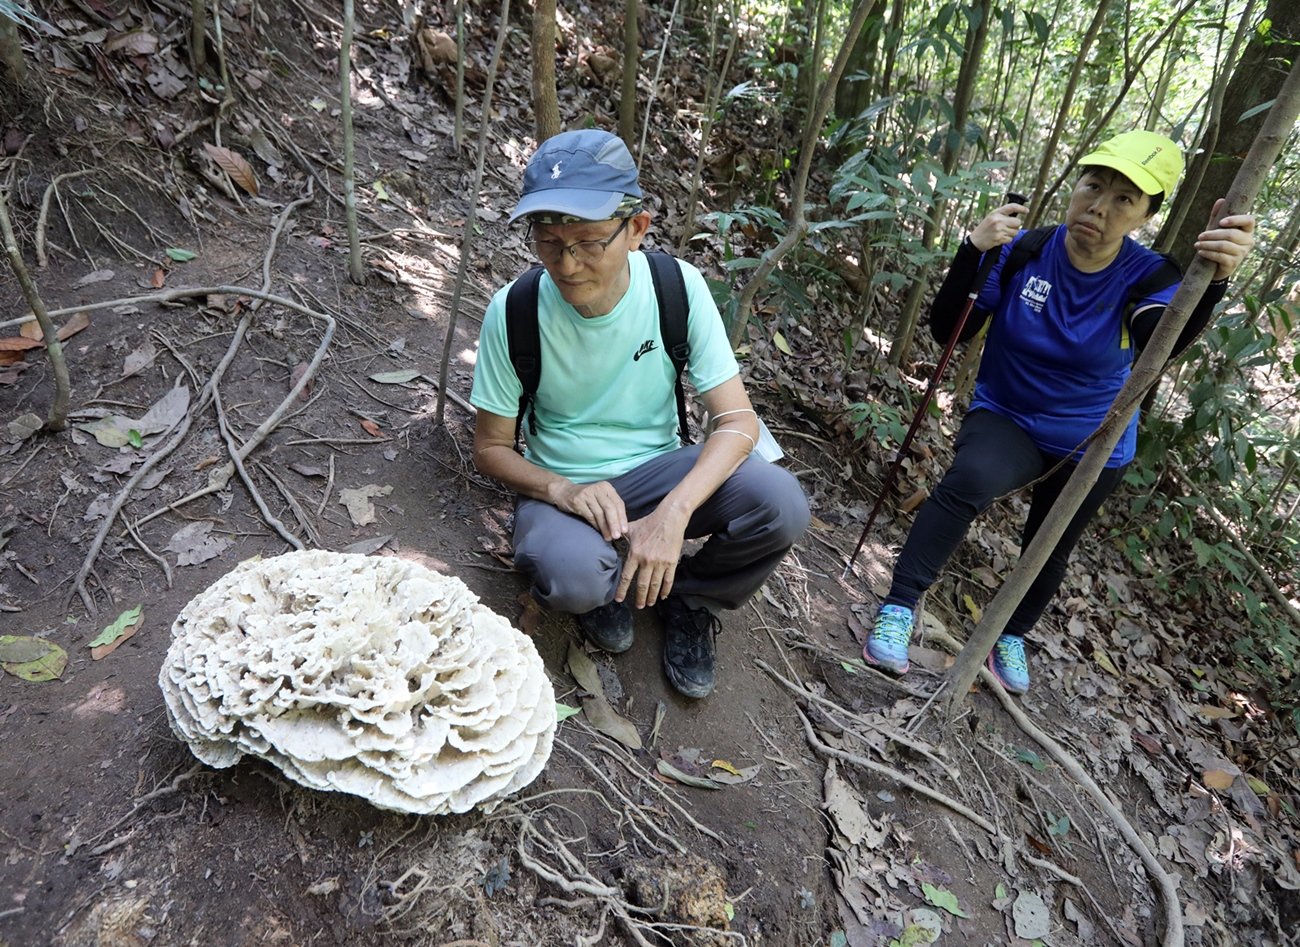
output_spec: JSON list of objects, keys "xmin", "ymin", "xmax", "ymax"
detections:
[{"xmin": 513, "ymin": 445, "xmax": 810, "ymax": 615}]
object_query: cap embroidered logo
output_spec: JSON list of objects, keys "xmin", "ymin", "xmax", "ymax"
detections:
[{"xmin": 550, "ymin": 162, "xmax": 563, "ymax": 179}]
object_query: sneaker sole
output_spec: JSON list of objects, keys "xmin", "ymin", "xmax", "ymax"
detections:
[
  {"xmin": 583, "ymin": 631, "xmax": 634, "ymax": 653},
  {"xmin": 663, "ymin": 664, "xmax": 714, "ymax": 699},
  {"xmin": 863, "ymin": 645, "xmax": 909, "ymax": 675},
  {"xmin": 985, "ymin": 653, "xmax": 1028, "ymax": 694}
]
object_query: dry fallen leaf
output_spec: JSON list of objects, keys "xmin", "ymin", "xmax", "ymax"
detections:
[
  {"xmin": 1203, "ymin": 769, "xmax": 1235, "ymax": 791},
  {"xmin": 338, "ymin": 484, "xmax": 392, "ymax": 526},
  {"xmin": 1, "ymin": 335, "xmax": 44, "ymax": 351},
  {"xmin": 360, "ymin": 419, "xmax": 382, "ymax": 437},
  {"xmin": 517, "ymin": 591, "xmax": 543, "ymax": 636},
  {"xmin": 203, "ymin": 142, "xmax": 259, "ymax": 196}
]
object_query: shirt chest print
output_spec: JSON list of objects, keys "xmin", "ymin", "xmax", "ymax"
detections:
[
  {"xmin": 633, "ymin": 339, "xmax": 658, "ymax": 361},
  {"xmin": 1020, "ymin": 275, "xmax": 1052, "ymax": 313}
]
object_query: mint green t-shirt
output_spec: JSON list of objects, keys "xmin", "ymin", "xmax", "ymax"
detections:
[{"xmin": 470, "ymin": 252, "xmax": 739, "ymax": 483}]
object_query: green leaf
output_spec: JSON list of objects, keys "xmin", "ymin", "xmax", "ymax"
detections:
[
  {"xmin": 89, "ymin": 606, "xmax": 143, "ymax": 648},
  {"xmin": 373, "ymin": 180, "xmax": 391, "ymax": 201},
  {"xmin": 555, "ymin": 702, "xmax": 581, "ymax": 722},
  {"xmin": 1014, "ymin": 748, "xmax": 1047, "ymax": 772},
  {"xmin": 840, "ymin": 660, "xmax": 860, "ymax": 675},
  {"xmin": 723, "ymin": 902, "xmax": 735, "ymax": 922},
  {"xmin": 772, "ymin": 330, "xmax": 793, "ymax": 356},
  {"xmin": 369, "ymin": 369, "xmax": 422, "ymax": 385},
  {"xmin": 829, "ymin": 933, "xmax": 848, "ymax": 947},
  {"xmin": 165, "ymin": 247, "xmax": 197, "ymax": 262},
  {"xmin": 995, "ymin": 882, "xmax": 1007, "ymax": 899},
  {"xmin": 0, "ymin": 635, "xmax": 68, "ymax": 682},
  {"xmin": 126, "ymin": 429, "xmax": 144, "ymax": 448},
  {"xmin": 1047, "ymin": 814, "xmax": 1071, "ymax": 837},
  {"xmin": 922, "ymin": 881, "xmax": 969, "ymax": 918}
]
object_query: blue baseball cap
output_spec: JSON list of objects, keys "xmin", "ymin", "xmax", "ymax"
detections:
[{"xmin": 509, "ymin": 130, "xmax": 642, "ymax": 224}]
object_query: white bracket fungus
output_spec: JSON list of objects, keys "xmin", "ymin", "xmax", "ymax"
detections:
[{"xmin": 159, "ymin": 550, "xmax": 556, "ymax": 815}]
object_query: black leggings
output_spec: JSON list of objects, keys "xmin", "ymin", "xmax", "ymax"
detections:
[{"xmin": 884, "ymin": 410, "xmax": 1126, "ymax": 638}]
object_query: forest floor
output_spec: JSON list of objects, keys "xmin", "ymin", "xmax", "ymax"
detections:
[{"xmin": 0, "ymin": 3, "xmax": 1297, "ymax": 947}]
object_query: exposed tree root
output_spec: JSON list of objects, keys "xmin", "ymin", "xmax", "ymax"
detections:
[{"xmin": 927, "ymin": 628, "xmax": 1184, "ymax": 947}]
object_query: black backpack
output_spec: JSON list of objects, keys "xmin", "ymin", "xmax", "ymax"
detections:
[
  {"xmin": 998, "ymin": 226, "xmax": 1183, "ymax": 353},
  {"xmin": 504, "ymin": 249, "xmax": 692, "ymax": 448}
]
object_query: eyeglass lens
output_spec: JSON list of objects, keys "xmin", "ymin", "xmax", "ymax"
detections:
[{"xmin": 532, "ymin": 219, "xmax": 628, "ymax": 264}]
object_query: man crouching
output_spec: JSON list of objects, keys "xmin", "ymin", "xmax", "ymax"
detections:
[{"xmin": 470, "ymin": 129, "xmax": 809, "ymax": 698}]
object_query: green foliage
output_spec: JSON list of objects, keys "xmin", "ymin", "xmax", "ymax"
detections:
[
  {"xmin": 1126, "ymin": 292, "xmax": 1300, "ymax": 720},
  {"xmin": 847, "ymin": 401, "xmax": 907, "ymax": 447}
]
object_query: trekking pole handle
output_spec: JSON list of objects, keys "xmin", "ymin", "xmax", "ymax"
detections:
[{"xmin": 966, "ymin": 191, "xmax": 1029, "ymax": 297}]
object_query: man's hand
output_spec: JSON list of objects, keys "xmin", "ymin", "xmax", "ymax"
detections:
[
  {"xmin": 1194, "ymin": 198, "xmax": 1256, "ymax": 281},
  {"xmin": 549, "ymin": 479, "xmax": 628, "ymax": 541},
  {"xmin": 616, "ymin": 505, "xmax": 690, "ymax": 609}
]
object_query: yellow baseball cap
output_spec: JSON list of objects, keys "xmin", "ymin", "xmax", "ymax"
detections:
[{"xmin": 1078, "ymin": 130, "xmax": 1184, "ymax": 196}]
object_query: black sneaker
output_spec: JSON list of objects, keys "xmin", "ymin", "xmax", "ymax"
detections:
[
  {"xmin": 656, "ymin": 596, "xmax": 719, "ymax": 699},
  {"xmin": 574, "ymin": 600, "xmax": 634, "ymax": 653}
]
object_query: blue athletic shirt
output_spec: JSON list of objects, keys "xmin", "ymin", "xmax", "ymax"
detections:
[
  {"xmin": 969, "ymin": 225, "xmax": 1178, "ymax": 467},
  {"xmin": 471, "ymin": 252, "xmax": 739, "ymax": 483}
]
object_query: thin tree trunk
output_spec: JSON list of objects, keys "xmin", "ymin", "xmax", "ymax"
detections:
[
  {"xmin": 1244, "ymin": 182, "xmax": 1300, "ymax": 298},
  {"xmin": 638, "ymin": 0, "xmax": 682, "ymax": 165},
  {"xmin": 1034, "ymin": 0, "xmax": 1197, "ymax": 220},
  {"xmin": 341, "ymin": 0, "xmax": 364, "ymax": 285},
  {"xmin": 0, "ymin": 189, "xmax": 69, "ymax": 430},
  {"xmin": 618, "ymin": 0, "xmax": 638, "ymax": 149},
  {"xmin": 1161, "ymin": 0, "xmax": 1298, "ymax": 265},
  {"xmin": 1025, "ymin": 0, "xmax": 1113, "ymax": 226},
  {"xmin": 436, "ymin": 0, "xmax": 513, "ymax": 425},
  {"xmin": 532, "ymin": 0, "xmax": 560, "ymax": 142},
  {"xmin": 1156, "ymin": 0, "xmax": 1258, "ymax": 254},
  {"xmin": 726, "ymin": 0, "xmax": 879, "ymax": 348},
  {"xmin": 1143, "ymin": 18, "xmax": 1181, "ymax": 131},
  {"xmin": 679, "ymin": 0, "xmax": 739, "ymax": 251},
  {"xmin": 190, "ymin": 0, "xmax": 206, "ymax": 73},
  {"xmin": 888, "ymin": 0, "xmax": 993, "ymax": 366},
  {"xmin": 454, "ymin": 0, "xmax": 466, "ymax": 148},
  {"xmin": 1010, "ymin": 0, "xmax": 1064, "ymax": 186},
  {"xmin": 941, "ymin": 51, "xmax": 1300, "ymax": 755}
]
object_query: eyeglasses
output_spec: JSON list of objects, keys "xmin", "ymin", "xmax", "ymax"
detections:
[{"xmin": 530, "ymin": 218, "xmax": 630, "ymax": 266}]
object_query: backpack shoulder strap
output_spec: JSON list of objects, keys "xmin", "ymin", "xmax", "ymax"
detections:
[
  {"xmin": 1120, "ymin": 254, "xmax": 1182, "ymax": 351},
  {"xmin": 644, "ymin": 250, "xmax": 693, "ymax": 445},
  {"xmin": 505, "ymin": 266, "xmax": 545, "ymax": 448},
  {"xmin": 997, "ymin": 225, "xmax": 1056, "ymax": 296}
]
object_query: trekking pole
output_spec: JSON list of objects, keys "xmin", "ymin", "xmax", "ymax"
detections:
[{"xmin": 843, "ymin": 192, "xmax": 1027, "ymax": 577}]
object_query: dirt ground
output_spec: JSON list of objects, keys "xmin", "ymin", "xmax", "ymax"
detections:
[{"xmin": 2, "ymin": 3, "xmax": 1298, "ymax": 947}]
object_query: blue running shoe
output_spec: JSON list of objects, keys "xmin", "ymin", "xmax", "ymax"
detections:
[
  {"xmin": 864, "ymin": 604, "xmax": 914, "ymax": 674},
  {"xmin": 987, "ymin": 634, "xmax": 1030, "ymax": 694}
]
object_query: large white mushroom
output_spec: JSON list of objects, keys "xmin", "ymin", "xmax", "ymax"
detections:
[{"xmin": 158, "ymin": 550, "xmax": 556, "ymax": 815}]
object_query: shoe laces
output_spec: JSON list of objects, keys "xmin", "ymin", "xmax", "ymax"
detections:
[
  {"xmin": 665, "ymin": 598, "xmax": 720, "ymax": 643},
  {"xmin": 992, "ymin": 635, "xmax": 1027, "ymax": 672},
  {"xmin": 872, "ymin": 606, "xmax": 913, "ymax": 648}
]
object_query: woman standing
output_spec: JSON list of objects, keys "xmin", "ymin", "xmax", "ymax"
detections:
[{"xmin": 864, "ymin": 131, "xmax": 1256, "ymax": 694}]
